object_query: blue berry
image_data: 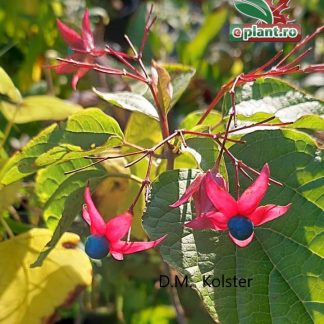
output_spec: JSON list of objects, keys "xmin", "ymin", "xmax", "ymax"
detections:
[
  {"xmin": 227, "ymin": 216, "xmax": 254, "ymax": 241},
  {"xmin": 85, "ymin": 235, "xmax": 109, "ymax": 259}
]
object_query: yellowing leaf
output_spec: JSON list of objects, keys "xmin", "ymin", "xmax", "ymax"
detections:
[
  {"xmin": 0, "ymin": 67, "xmax": 22, "ymax": 104},
  {"xmin": 0, "ymin": 229, "xmax": 92, "ymax": 324},
  {"xmin": 0, "ymin": 182, "xmax": 22, "ymax": 213},
  {"xmin": 1, "ymin": 96, "xmax": 82, "ymax": 123}
]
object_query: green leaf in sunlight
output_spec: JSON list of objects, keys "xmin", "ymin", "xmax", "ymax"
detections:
[
  {"xmin": 232, "ymin": 77, "xmax": 324, "ymax": 130},
  {"xmin": 93, "ymin": 89, "xmax": 159, "ymax": 120},
  {"xmin": 180, "ymin": 110, "xmax": 223, "ymax": 132},
  {"xmin": 0, "ymin": 108, "xmax": 123, "ymax": 185},
  {"xmin": 35, "ymin": 159, "xmax": 106, "ymax": 229},
  {"xmin": 124, "ymin": 112, "xmax": 162, "ymax": 151},
  {"xmin": 144, "ymin": 129, "xmax": 323, "ymax": 323},
  {"xmin": 131, "ymin": 305, "xmax": 176, "ymax": 324}
]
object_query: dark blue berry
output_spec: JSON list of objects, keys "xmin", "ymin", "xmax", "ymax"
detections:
[
  {"xmin": 85, "ymin": 235, "xmax": 109, "ymax": 259},
  {"xmin": 227, "ymin": 216, "xmax": 254, "ymax": 241}
]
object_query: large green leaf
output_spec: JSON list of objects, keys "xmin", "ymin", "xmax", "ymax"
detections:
[
  {"xmin": 143, "ymin": 129, "xmax": 323, "ymax": 323},
  {"xmin": 232, "ymin": 78, "xmax": 324, "ymax": 130},
  {"xmin": 1, "ymin": 96, "xmax": 82, "ymax": 123},
  {"xmin": 92, "ymin": 89, "xmax": 159, "ymax": 120},
  {"xmin": 0, "ymin": 108, "xmax": 123, "ymax": 185}
]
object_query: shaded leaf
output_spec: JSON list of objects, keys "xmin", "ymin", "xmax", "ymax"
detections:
[
  {"xmin": 182, "ymin": 8, "xmax": 228, "ymax": 64},
  {"xmin": 0, "ymin": 229, "xmax": 92, "ymax": 323}
]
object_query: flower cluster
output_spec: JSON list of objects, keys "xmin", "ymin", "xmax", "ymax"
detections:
[
  {"xmin": 83, "ymin": 186, "xmax": 166, "ymax": 260},
  {"xmin": 171, "ymin": 164, "xmax": 291, "ymax": 247},
  {"xmin": 56, "ymin": 9, "xmax": 293, "ymax": 259},
  {"xmin": 55, "ymin": 9, "xmax": 105, "ymax": 89}
]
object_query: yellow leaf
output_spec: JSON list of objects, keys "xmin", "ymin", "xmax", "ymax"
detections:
[
  {"xmin": 0, "ymin": 67, "xmax": 22, "ymax": 104},
  {"xmin": 0, "ymin": 229, "xmax": 92, "ymax": 324},
  {"xmin": 1, "ymin": 96, "xmax": 82, "ymax": 123}
]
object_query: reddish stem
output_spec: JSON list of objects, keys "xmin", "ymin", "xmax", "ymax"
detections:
[{"xmin": 197, "ymin": 27, "xmax": 324, "ymax": 125}]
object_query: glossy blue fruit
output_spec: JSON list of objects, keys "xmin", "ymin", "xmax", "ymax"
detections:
[
  {"xmin": 85, "ymin": 235, "xmax": 110, "ymax": 259},
  {"xmin": 227, "ymin": 216, "xmax": 254, "ymax": 241}
]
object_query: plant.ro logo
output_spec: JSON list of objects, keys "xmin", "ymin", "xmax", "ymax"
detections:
[{"xmin": 230, "ymin": 0, "xmax": 301, "ymax": 42}]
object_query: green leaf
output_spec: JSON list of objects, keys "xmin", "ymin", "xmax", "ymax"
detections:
[
  {"xmin": 182, "ymin": 7, "xmax": 228, "ymax": 65},
  {"xmin": 31, "ymin": 188, "xmax": 86, "ymax": 268},
  {"xmin": 233, "ymin": 0, "xmax": 273, "ymax": 24},
  {"xmin": 186, "ymin": 138, "xmax": 227, "ymax": 178},
  {"xmin": 93, "ymin": 89, "xmax": 159, "ymax": 120},
  {"xmin": 233, "ymin": 78, "xmax": 324, "ymax": 130},
  {"xmin": 124, "ymin": 112, "xmax": 162, "ymax": 152},
  {"xmin": 1, "ymin": 96, "xmax": 82, "ymax": 123},
  {"xmin": 130, "ymin": 64, "xmax": 195, "ymax": 111},
  {"xmin": 162, "ymin": 64, "xmax": 196, "ymax": 108},
  {"xmin": 0, "ymin": 108, "xmax": 123, "ymax": 185},
  {"xmin": 35, "ymin": 159, "xmax": 106, "ymax": 229},
  {"xmin": 180, "ymin": 110, "xmax": 223, "ymax": 132},
  {"xmin": 0, "ymin": 67, "xmax": 22, "ymax": 104},
  {"xmin": 144, "ymin": 129, "xmax": 323, "ymax": 322},
  {"xmin": 132, "ymin": 305, "xmax": 176, "ymax": 324}
]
